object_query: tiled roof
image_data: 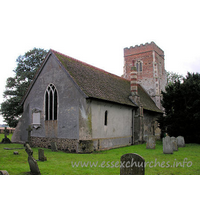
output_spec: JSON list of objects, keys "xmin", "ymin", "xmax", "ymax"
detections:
[
  {"xmin": 138, "ymin": 85, "xmax": 163, "ymax": 113},
  {"xmin": 51, "ymin": 49, "xmax": 162, "ymax": 112}
]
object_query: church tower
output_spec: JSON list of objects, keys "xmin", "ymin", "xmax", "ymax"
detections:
[{"xmin": 123, "ymin": 42, "xmax": 167, "ymax": 110}]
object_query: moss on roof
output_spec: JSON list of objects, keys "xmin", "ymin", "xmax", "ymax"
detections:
[{"xmin": 52, "ymin": 49, "xmax": 162, "ymax": 113}]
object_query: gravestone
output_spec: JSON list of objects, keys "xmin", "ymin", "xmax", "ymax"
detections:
[
  {"xmin": 25, "ymin": 143, "xmax": 33, "ymax": 156},
  {"xmin": 1, "ymin": 135, "xmax": 11, "ymax": 143},
  {"xmin": 163, "ymin": 136, "xmax": 173, "ymax": 154},
  {"xmin": 25, "ymin": 143, "xmax": 41, "ymax": 175},
  {"xmin": 171, "ymin": 137, "xmax": 178, "ymax": 151},
  {"xmin": 146, "ymin": 135, "xmax": 156, "ymax": 149},
  {"xmin": 13, "ymin": 151, "xmax": 19, "ymax": 155},
  {"xmin": 177, "ymin": 136, "xmax": 185, "ymax": 147},
  {"xmin": 38, "ymin": 149, "xmax": 47, "ymax": 161},
  {"xmin": 4, "ymin": 127, "xmax": 9, "ymax": 136},
  {"xmin": 0, "ymin": 170, "xmax": 9, "ymax": 175},
  {"xmin": 120, "ymin": 153, "xmax": 145, "ymax": 175},
  {"xmin": 26, "ymin": 125, "xmax": 32, "ymax": 144},
  {"xmin": 51, "ymin": 141, "xmax": 58, "ymax": 152},
  {"xmin": 1, "ymin": 127, "xmax": 11, "ymax": 143}
]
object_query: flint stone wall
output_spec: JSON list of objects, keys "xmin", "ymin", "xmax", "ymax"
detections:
[{"xmin": 31, "ymin": 136, "xmax": 78, "ymax": 152}]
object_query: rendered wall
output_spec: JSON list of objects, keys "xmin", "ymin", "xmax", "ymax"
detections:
[
  {"xmin": 12, "ymin": 53, "xmax": 87, "ymax": 152},
  {"xmin": 90, "ymin": 99, "xmax": 134, "ymax": 150}
]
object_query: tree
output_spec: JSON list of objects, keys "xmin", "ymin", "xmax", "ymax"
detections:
[
  {"xmin": 167, "ymin": 71, "xmax": 184, "ymax": 86},
  {"xmin": 159, "ymin": 72, "xmax": 200, "ymax": 143},
  {"xmin": 0, "ymin": 48, "xmax": 48, "ymax": 127}
]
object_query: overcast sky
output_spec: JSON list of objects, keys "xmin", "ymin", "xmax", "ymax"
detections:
[{"xmin": 0, "ymin": 0, "xmax": 200, "ymax": 124}]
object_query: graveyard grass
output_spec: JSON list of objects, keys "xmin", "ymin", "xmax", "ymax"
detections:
[{"xmin": 0, "ymin": 134, "xmax": 200, "ymax": 175}]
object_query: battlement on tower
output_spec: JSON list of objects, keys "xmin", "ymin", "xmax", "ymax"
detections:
[{"xmin": 124, "ymin": 42, "xmax": 164, "ymax": 58}]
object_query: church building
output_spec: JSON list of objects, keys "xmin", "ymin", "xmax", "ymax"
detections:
[{"xmin": 12, "ymin": 42, "xmax": 167, "ymax": 153}]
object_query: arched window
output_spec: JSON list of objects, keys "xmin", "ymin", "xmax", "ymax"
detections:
[
  {"xmin": 136, "ymin": 61, "xmax": 143, "ymax": 72},
  {"xmin": 45, "ymin": 83, "xmax": 58, "ymax": 120},
  {"xmin": 104, "ymin": 110, "xmax": 108, "ymax": 126}
]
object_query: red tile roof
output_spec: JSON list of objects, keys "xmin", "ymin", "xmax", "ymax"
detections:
[
  {"xmin": 52, "ymin": 49, "xmax": 136, "ymax": 107},
  {"xmin": 21, "ymin": 49, "xmax": 162, "ymax": 113},
  {"xmin": 52, "ymin": 49, "xmax": 162, "ymax": 113}
]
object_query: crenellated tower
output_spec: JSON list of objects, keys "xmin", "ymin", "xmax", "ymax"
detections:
[{"xmin": 123, "ymin": 42, "xmax": 167, "ymax": 110}]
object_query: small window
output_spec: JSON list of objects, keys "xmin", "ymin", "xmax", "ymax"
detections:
[
  {"xmin": 136, "ymin": 61, "xmax": 142, "ymax": 72},
  {"xmin": 104, "ymin": 111, "xmax": 108, "ymax": 126},
  {"xmin": 45, "ymin": 83, "xmax": 58, "ymax": 120}
]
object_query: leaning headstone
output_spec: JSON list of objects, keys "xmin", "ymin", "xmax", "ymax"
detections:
[
  {"xmin": 38, "ymin": 149, "xmax": 47, "ymax": 161},
  {"xmin": 25, "ymin": 143, "xmax": 33, "ymax": 155},
  {"xmin": 51, "ymin": 141, "xmax": 58, "ymax": 152},
  {"xmin": 177, "ymin": 136, "xmax": 185, "ymax": 147},
  {"xmin": 163, "ymin": 136, "xmax": 173, "ymax": 154},
  {"xmin": 120, "ymin": 153, "xmax": 145, "ymax": 175},
  {"xmin": 0, "ymin": 170, "xmax": 9, "ymax": 175},
  {"xmin": 171, "ymin": 137, "xmax": 178, "ymax": 151},
  {"xmin": 146, "ymin": 135, "xmax": 156, "ymax": 149},
  {"xmin": 26, "ymin": 125, "xmax": 32, "ymax": 144},
  {"xmin": 25, "ymin": 143, "xmax": 41, "ymax": 175}
]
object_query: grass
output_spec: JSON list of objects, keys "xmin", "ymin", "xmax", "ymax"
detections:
[{"xmin": 0, "ymin": 133, "xmax": 200, "ymax": 175}]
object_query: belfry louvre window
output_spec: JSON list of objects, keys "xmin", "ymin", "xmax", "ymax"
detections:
[{"xmin": 45, "ymin": 83, "xmax": 58, "ymax": 120}]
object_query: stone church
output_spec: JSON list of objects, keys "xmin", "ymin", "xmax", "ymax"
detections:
[{"xmin": 12, "ymin": 42, "xmax": 167, "ymax": 153}]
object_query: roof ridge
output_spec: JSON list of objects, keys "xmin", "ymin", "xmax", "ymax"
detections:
[{"xmin": 50, "ymin": 49, "xmax": 128, "ymax": 82}]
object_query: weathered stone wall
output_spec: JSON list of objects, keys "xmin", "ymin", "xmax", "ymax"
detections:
[
  {"xmin": 13, "ymin": 53, "xmax": 88, "ymax": 143},
  {"xmin": 90, "ymin": 99, "xmax": 133, "ymax": 150},
  {"xmin": 79, "ymin": 99, "xmax": 92, "ymax": 140},
  {"xmin": 31, "ymin": 136, "xmax": 78, "ymax": 152},
  {"xmin": 143, "ymin": 110, "xmax": 161, "ymax": 141},
  {"xmin": 12, "ymin": 103, "xmax": 30, "ymax": 143},
  {"xmin": 93, "ymin": 136, "xmax": 131, "ymax": 151},
  {"xmin": 31, "ymin": 137, "xmax": 97, "ymax": 153}
]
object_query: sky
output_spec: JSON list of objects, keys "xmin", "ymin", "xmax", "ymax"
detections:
[{"xmin": 0, "ymin": 0, "xmax": 200, "ymax": 124}]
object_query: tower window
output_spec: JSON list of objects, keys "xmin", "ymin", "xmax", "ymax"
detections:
[
  {"xmin": 45, "ymin": 83, "xmax": 58, "ymax": 120},
  {"xmin": 104, "ymin": 110, "xmax": 108, "ymax": 126},
  {"xmin": 136, "ymin": 61, "xmax": 143, "ymax": 72}
]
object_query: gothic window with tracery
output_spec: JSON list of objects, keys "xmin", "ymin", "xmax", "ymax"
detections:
[{"xmin": 45, "ymin": 83, "xmax": 58, "ymax": 120}]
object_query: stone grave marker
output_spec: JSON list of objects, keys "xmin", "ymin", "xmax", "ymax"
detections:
[
  {"xmin": 1, "ymin": 127, "xmax": 11, "ymax": 143},
  {"xmin": 171, "ymin": 137, "xmax": 178, "ymax": 151},
  {"xmin": 38, "ymin": 149, "xmax": 47, "ymax": 161},
  {"xmin": 120, "ymin": 153, "xmax": 145, "ymax": 175},
  {"xmin": 51, "ymin": 141, "xmax": 58, "ymax": 152},
  {"xmin": 1, "ymin": 135, "xmax": 11, "ymax": 143},
  {"xmin": 26, "ymin": 125, "xmax": 32, "ymax": 144},
  {"xmin": 4, "ymin": 127, "xmax": 9, "ymax": 136},
  {"xmin": 146, "ymin": 135, "xmax": 156, "ymax": 149},
  {"xmin": 163, "ymin": 136, "xmax": 173, "ymax": 154},
  {"xmin": 25, "ymin": 143, "xmax": 41, "ymax": 175},
  {"xmin": 0, "ymin": 170, "xmax": 9, "ymax": 175},
  {"xmin": 177, "ymin": 136, "xmax": 185, "ymax": 147}
]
